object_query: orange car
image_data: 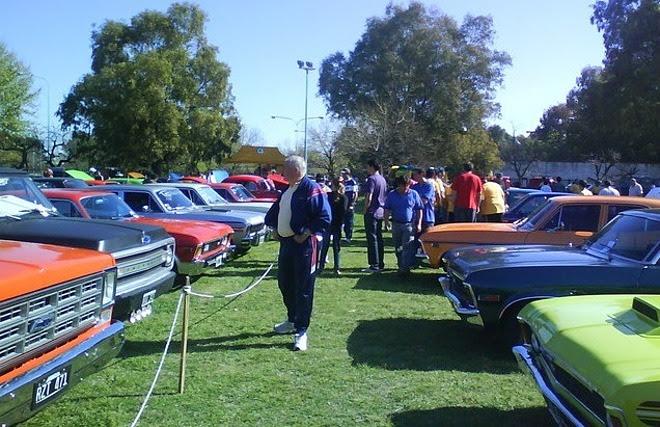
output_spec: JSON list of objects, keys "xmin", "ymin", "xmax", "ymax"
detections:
[
  {"xmin": 421, "ymin": 196, "xmax": 660, "ymax": 268},
  {"xmin": 0, "ymin": 240, "xmax": 124, "ymax": 424}
]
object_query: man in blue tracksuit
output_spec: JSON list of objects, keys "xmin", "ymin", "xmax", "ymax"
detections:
[{"xmin": 265, "ymin": 156, "xmax": 331, "ymax": 351}]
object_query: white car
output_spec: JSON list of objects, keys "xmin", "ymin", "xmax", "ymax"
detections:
[{"xmin": 162, "ymin": 182, "xmax": 273, "ymax": 214}]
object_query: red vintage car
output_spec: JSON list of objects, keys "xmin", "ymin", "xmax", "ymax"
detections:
[
  {"xmin": 210, "ymin": 182, "xmax": 278, "ymax": 203},
  {"xmin": 43, "ymin": 189, "xmax": 234, "ymax": 279},
  {"xmin": 222, "ymin": 175, "xmax": 281, "ymax": 199}
]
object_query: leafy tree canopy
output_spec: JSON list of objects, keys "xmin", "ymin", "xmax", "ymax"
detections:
[
  {"xmin": 58, "ymin": 3, "xmax": 240, "ymax": 174},
  {"xmin": 318, "ymin": 2, "xmax": 509, "ymax": 173}
]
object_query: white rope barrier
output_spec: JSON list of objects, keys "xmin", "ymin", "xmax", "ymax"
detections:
[
  {"xmin": 128, "ymin": 258, "xmax": 276, "ymax": 426},
  {"xmin": 129, "ymin": 292, "xmax": 184, "ymax": 427}
]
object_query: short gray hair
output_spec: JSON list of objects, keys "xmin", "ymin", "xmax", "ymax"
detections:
[{"xmin": 284, "ymin": 155, "xmax": 307, "ymax": 176}]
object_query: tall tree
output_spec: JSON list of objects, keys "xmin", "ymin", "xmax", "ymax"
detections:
[
  {"xmin": 318, "ymin": 2, "xmax": 509, "ymax": 172},
  {"xmin": 0, "ymin": 42, "xmax": 37, "ymax": 168},
  {"xmin": 58, "ymin": 3, "xmax": 241, "ymax": 174}
]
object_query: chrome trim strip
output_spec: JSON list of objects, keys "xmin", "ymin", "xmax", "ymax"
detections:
[{"xmin": 512, "ymin": 345, "xmax": 585, "ymax": 427}]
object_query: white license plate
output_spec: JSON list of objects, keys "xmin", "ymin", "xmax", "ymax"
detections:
[
  {"xmin": 32, "ymin": 366, "xmax": 71, "ymax": 408},
  {"xmin": 141, "ymin": 290, "xmax": 156, "ymax": 308}
]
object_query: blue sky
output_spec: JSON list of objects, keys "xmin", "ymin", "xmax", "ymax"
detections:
[{"xmin": 0, "ymin": 1, "xmax": 605, "ymax": 151}]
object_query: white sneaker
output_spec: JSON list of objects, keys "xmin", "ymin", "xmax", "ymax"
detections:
[
  {"xmin": 293, "ymin": 332, "xmax": 308, "ymax": 351},
  {"xmin": 273, "ymin": 320, "xmax": 295, "ymax": 334}
]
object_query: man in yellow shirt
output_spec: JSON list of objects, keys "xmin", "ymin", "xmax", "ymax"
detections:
[{"xmin": 480, "ymin": 176, "xmax": 506, "ymax": 222}]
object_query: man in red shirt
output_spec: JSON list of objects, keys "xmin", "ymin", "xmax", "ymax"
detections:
[{"xmin": 451, "ymin": 162, "xmax": 482, "ymax": 222}]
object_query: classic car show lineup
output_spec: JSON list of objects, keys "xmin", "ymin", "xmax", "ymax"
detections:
[{"xmin": 0, "ymin": 164, "xmax": 659, "ymax": 427}]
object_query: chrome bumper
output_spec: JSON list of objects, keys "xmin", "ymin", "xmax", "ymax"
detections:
[
  {"xmin": 113, "ymin": 269, "xmax": 176, "ymax": 321},
  {"xmin": 177, "ymin": 248, "xmax": 234, "ymax": 276},
  {"xmin": 512, "ymin": 346, "xmax": 585, "ymax": 427},
  {"xmin": 0, "ymin": 321, "xmax": 125, "ymax": 426},
  {"xmin": 438, "ymin": 276, "xmax": 481, "ymax": 319}
]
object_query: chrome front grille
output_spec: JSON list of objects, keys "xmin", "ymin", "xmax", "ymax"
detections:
[
  {"xmin": 0, "ymin": 274, "xmax": 104, "ymax": 367},
  {"xmin": 116, "ymin": 246, "xmax": 168, "ymax": 279}
]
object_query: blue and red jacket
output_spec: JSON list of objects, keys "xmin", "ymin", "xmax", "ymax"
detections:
[{"xmin": 265, "ymin": 176, "xmax": 331, "ymax": 237}]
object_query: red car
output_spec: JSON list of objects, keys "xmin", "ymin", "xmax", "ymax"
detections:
[
  {"xmin": 210, "ymin": 182, "xmax": 278, "ymax": 203},
  {"xmin": 43, "ymin": 189, "xmax": 234, "ymax": 279},
  {"xmin": 222, "ymin": 175, "xmax": 281, "ymax": 199}
]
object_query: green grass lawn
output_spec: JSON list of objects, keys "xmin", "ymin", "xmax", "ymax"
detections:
[{"xmin": 23, "ymin": 219, "xmax": 551, "ymax": 426}]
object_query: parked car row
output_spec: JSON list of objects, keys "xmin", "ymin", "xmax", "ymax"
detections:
[
  {"xmin": 418, "ymin": 194, "xmax": 660, "ymax": 426},
  {"xmin": 0, "ymin": 167, "xmax": 276, "ymax": 425}
]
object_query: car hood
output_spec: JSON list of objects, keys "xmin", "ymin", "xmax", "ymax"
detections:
[
  {"xmin": 128, "ymin": 217, "xmax": 233, "ymax": 242},
  {"xmin": 421, "ymin": 222, "xmax": 518, "ymax": 243},
  {"xmin": 521, "ymin": 295, "xmax": 660, "ymax": 397},
  {"xmin": 0, "ymin": 216, "xmax": 170, "ymax": 253},
  {"xmin": 445, "ymin": 245, "xmax": 606, "ymax": 276},
  {"xmin": 0, "ymin": 240, "xmax": 115, "ymax": 301},
  {"xmin": 158, "ymin": 208, "xmax": 263, "ymax": 227}
]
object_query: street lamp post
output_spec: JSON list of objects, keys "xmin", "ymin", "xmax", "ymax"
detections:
[
  {"xmin": 270, "ymin": 115, "xmax": 324, "ymax": 155},
  {"xmin": 297, "ymin": 60, "xmax": 315, "ymax": 164}
]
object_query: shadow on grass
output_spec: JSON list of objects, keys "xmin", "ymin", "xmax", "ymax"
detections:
[
  {"xmin": 389, "ymin": 406, "xmax": 553, "ymax": 427},
  {"xmin": 64, "ymin": 391, "xmax": 177, "ymax": 404},
  {"xmin": 347, "ymin": 318, "xmax": 516, "ymax": 374},
  {"xmin": 121, "ymin": 331, "xmax": 290, "ymax": 358},
  {"xmin": 352, "ymin": 271, "xmax": 439, "ymax": 295},
  {"xmin": 199, "ymin": 268, "xmax": 274, "ymax": 279}
]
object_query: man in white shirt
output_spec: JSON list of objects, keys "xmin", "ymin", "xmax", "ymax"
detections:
[
  {"xmin": 629, "ymin": 178, "xmax": 644, "ymax": 196},
  {"xmin": 598, "ymin": 180, "xmax": 620, "ymax": 196}
]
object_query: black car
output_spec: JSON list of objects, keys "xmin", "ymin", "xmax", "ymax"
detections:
[
  {"xmin": 0, "ymin": 168, "xmax": 176, "ymax": 322},
  {"xmin": 440, "ymin": 208, "xmax": 660, "ymax": 341}
]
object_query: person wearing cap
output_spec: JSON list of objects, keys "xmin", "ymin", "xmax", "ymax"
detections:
[
  {"xmin": 341, "ymin": 168, "xmax": 358, "ymax": 243},
  {"xmin": 577, "ymin": 180, "xmax": 593, "ymax": 196},
  {"xmin": 383, "ymin": 175, "xmax": 423, "ymax": 275}
]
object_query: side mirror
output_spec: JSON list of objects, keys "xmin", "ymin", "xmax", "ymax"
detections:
[{"xmin": 142, "ymin": 205, "xmax": 150, "ymax": 213}]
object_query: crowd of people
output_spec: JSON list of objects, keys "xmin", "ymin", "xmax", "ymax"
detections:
[{"xmin": 259, "ymin": 155, "xmax": 660, "ymax": 351}]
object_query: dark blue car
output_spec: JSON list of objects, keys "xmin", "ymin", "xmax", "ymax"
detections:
[{"xmin": 502, "ymin": 191, "xmax": 570, "ymax": 222}]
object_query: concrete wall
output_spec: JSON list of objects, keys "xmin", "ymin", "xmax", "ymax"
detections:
[{"xmin": 501, "ymin": 161, "xmax": 660, "ymax": 183}]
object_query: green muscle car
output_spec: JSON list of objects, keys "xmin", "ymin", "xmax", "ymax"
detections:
[{"xmin": 514, "ymin": 295, "xmax": 660, "ymax": 427}]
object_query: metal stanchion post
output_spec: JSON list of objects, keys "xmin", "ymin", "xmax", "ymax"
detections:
[{"xmin": 179, "ymin": 277, "xmax": 191, "ymax": 394}]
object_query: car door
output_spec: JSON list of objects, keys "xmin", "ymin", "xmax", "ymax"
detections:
[
  {"xmin": 634, "ymin": 219, "xmax": 660, "ymax": 293},
  {"xmin": 524, "ymin": 204, "xmax": 600, "ymax": 245}
]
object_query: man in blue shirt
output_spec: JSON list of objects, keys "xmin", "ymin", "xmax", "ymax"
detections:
[
  {"xmin": 383, "ymin": 175, "xmax": 423, "ymax": 275},
  {"xmin": 411, "ymin": 168, "xmax": 436, "ymax": 259}
]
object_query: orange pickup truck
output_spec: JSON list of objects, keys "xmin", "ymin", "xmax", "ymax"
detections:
[
  {"xmin": 421, "ymin": 196, "xmax": 660, "ymax": 268},
  {"xmin": 0, "ymin": 240, "xmax": 124, "ymax": 425}
]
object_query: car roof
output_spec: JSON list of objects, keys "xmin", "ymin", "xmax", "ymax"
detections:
[
  {"xmin": 43, "ymin": 188, "xmax": 113, "ymax": 200},
  {"xmin": 0, "ymin": 167, "xmax": 28, "ymax": 176},
  {"xmin": 153, "ymin": 182, "xmax": 208, "ymax": 189},
  {"xmin": 210, "ymin": 183, "xmax": 236, "ymax": 188},
  {"xmin": 225, "ymin": 175, "xmax": 263, "ymax": 181},
  {"xmin": 549, "ymin": 195, "xmax": 660, "ymax": 207},
  {"xmin": 622, "ymin": 208, "xmax": 660, "ymax": 220}
]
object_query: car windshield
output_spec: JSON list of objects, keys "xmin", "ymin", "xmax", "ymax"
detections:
[
  {"xmin": 586, "ymin": 214, "xmax": 660, "ymax": 262},
  {"xmin": 231, "ymin": 185, "xmax": 255, "ymax": 201},
  {"xmin": 197, "ymin": 186, "xmax": 227, "ymax": 205},
  {"xmin": 509, "ymin": 194, "xmax": 546, "ymax": 216},
  {"xmin": 516, "ymin": 200, "xmax": 557, "ymax": 231},
  {"xmin": 0, "ymin": 176, "xmax": 56, "ymax": 216},
  {"xmin": 81, "ymin": 194, "xmax": 136, "ymax": 219},
  {"xmin": 157, "ymin": 188, "xmax": 194, "ymax": 210}
]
